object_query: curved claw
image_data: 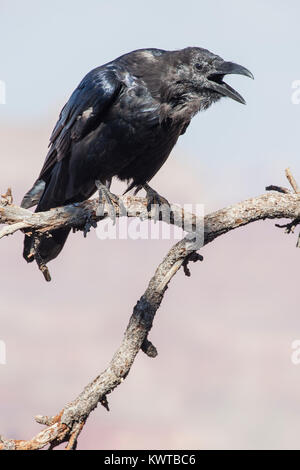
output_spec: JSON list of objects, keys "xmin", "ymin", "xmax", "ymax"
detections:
[
  {"xmin": 95, "ymin": 180, "xmax": 120, "ymax": 225},
  {"xmin": 83, "ymin": 214, "xmax": 97, "ymax": 237},
  {"xmin": 143, "ymin": 184, "xmax": 170, "ymax": 221}
]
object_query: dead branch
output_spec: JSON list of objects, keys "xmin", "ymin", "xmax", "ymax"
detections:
[
  {"xmin": 0, "ymin": 169, "xmax": 300, "ymax": 450},
  {"xmin": 286, "ymin": 167, "xmax": 300, "ymax": 194}
]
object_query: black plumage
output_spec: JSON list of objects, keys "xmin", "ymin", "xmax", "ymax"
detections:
[{"xmin": 22, "ymin": 47, "xmax": 253, "ymax": 264}]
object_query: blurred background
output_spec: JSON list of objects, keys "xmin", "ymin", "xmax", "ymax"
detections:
[{"xmin": 1, "ymin": 0, "xmax": 300, "ymax": 450}]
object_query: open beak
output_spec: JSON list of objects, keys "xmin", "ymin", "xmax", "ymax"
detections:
[{"xmin": 207, "ymin": 61, "xmax": 254, "ymax": 105}]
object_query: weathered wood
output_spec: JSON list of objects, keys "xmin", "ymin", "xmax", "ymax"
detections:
[{"xmin": 1, "ymin": 172, "xmax": 299, "ymax": 450}]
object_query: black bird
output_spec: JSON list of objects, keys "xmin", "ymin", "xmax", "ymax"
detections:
[{"xmin": 21, "ymin": 47, "xmax": 253, "ymax": 265}]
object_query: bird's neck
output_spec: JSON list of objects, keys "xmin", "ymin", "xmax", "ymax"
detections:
[
  {"xmin": 159, "ymin": 95, "xmax": 202, "ymax": 124},
  {"xmin": 159, "ymin": 79, "xmax": 221, "ymax": 123}
]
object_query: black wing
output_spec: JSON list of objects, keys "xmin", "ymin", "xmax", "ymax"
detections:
[
  {"xmin": 39, "ymin": 67, "xmax": 123, "ymax": 179},
  {"xmin": 21, "ymin": 67, "xmax": 122, "ymax": 209}
]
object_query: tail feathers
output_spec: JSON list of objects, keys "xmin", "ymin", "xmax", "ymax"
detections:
[
  {"xmin": 23, "ymin": 227, "xmax": 71, "ymax": 264},
  {"xmin": 22, "ymin": 178, "xmax": 71, "ymax": 265},
  {"xmin": 21, "ymin": 179, "xmax": 46, "ymax": 209}
]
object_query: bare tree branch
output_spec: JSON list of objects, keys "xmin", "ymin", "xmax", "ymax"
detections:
[
  {"xmin": 1, "ymin": 169, "xmax": 300, "ymax": 450},
  {"xmin": 286, "ymin": 167, "xmax": 300, "ymax": 194}
]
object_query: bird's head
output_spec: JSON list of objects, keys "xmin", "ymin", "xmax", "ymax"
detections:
[{"xmin": 164, "ymin": 47, "xmax": 253, "ymax": 112}]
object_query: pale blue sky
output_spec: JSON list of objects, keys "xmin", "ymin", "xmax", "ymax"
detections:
[{"xmin": 1, "ymin": 0, "xmax": 300, "ymax": 200}]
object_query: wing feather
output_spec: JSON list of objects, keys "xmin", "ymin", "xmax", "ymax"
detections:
[{"xmin": 39, "ymin": 68, "xmax": 122, "ymax": 179}]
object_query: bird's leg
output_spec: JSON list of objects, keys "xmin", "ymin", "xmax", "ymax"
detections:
[
  {"xmin": 95, "ymin": 179, "xmax": 120, "ymax": 224},
  {"xmin": 76, "ymin": 180, "xmax": 114, "ymax": 236},
  {"xmin": 143, "ymin": 183, "xmax": 170, "ymax": 221}
]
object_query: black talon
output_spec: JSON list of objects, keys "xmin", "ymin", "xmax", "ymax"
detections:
[
  {"xmin": 95, "ymin": 179, "xmax": 120, "ymax": 224},
  {"xmin": 83, "ymin": 214, "xmax": 97, "ymax": 237},
  {"xmin": 143, "ymin": 183, "xmax": 170, "ymax": 220}
]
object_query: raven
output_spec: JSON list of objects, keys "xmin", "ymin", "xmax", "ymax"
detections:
[{"xmin": 21, "ymin": 47, "xmax": 253, "ymax": 265}]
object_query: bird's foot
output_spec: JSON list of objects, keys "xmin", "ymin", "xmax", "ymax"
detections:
[
  {"xmin": 143, "ymin": 183, "xmax": 170, "ymax": 221},
  {"xmin": 82, "ymin": 213, "xmax": 97, "ymax": 238},
  {"xmin": 95, "ymin": 180, "xmax": 120, "ymax": 224},
  {"xmin": 72, "ymin": 209, "xmax": 97, "ymax": 237}
]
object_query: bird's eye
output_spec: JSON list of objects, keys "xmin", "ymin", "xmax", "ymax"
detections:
[{"xmin": 195, "ymin": 63, "xmax": 202, "ymax": 71}]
